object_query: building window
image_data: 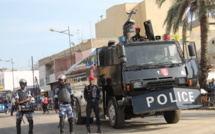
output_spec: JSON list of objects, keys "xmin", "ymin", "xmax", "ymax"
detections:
[
  {"xmin": 212, "ymin": 40, "xmax": 215, "ymax": 45},
  {"xmin": 40, "ymin": 78, "xmax": 44, "ymax": 87}
]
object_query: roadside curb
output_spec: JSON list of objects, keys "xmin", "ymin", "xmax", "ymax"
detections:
[{"xmin": 194, "ymin": 107, "xmax": 215, "ymax": 110}]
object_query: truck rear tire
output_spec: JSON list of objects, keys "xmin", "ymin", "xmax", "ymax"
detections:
[
  {"xmin": 108, "ymin": 98, "xmax": 125, "ymax": 128},
  {"xmin": 163, "ymin": 110, "xmax": 181, "ymax": 124}
]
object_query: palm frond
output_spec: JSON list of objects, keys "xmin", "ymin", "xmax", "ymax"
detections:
[
  {"xmin": 156, "ymin": 0, "xmax": 166, "ymax": 8},
  {"xmin": 201, "ymin": 2, "xmax": 215, "ymax": 18},
  {"xmin": 163, "ymin": 2, "xmax": 180, "ymax": 33},
  {"xmin": 163, "ymin": 0, "xmax": 190, "ymax": 33},
  {"xmin": 172, "ymin": 0, "xmax": 190, "ymax": 33},
  {"xmin": 188, "ymin": 0, "xmax": 198, "ymax": 31}
]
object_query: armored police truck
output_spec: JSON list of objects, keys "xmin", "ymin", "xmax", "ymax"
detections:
[{"xmin": 65, "ymin": 12, "xmax": 201, "ymax": 128}]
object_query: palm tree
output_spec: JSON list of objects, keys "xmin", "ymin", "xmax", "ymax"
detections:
[{"xmin": 156, "ymin": 0, "xmax": 215, "ymax": 89}]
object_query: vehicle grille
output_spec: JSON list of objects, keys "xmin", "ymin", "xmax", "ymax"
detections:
[{"xmin": 145, "ymin": 77, "xmax": 175, "ymax": 90}]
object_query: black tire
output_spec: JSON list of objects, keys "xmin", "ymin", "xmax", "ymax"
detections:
[
  {"xmin": 163, "ymin": 110, "xmax": 181, "ymax": 124},
  {"xmin": 107, "ymin": 97, "xmax": 125, "ymax": 128},
  {"xmin": 74, "ymin": 99, "xmax": 86, "ymax": 125}
]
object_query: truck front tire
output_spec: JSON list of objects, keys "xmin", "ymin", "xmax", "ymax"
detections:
[
  {"xmin": 163, "ymin": 110, "xmax": 181, "ymax": 124},
  {"xmin": 107, "ymin": 98, "xmax": 125, "ymax": 128}
]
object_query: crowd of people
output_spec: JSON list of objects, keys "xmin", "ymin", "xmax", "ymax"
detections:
[
  {"xmin": 3, "ymin": 74, "xmax": 101, "ymax": 134},
  {"xmin": 8, "ymin": 92, "xmax": 55, "ymax": 116},
  {"xmin": 202, "ymin": 78, "xmax": 215, "ymax": 106},
  {"xmin": 207, "ymin": 78, "xmax": 215, "ymax": 92}
]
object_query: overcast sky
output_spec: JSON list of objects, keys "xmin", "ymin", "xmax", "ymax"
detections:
[{"xmin": 0, "ymin": 0, "xmax": 143, "ymax": 70}]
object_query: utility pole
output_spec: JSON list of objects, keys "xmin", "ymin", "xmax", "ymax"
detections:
[
  {"xmin": 68, "ymin": 26, "xmax": 73, "ymax": 66},
  {"xmin": 49, "ymin": 26, "xmax": 75, "ymax": 67},
  {"xmin": 11, "ymin": 58, "xmax": 15, "ymax": 91},
  {"xmin": 32, "ymin": 56, "xmax": 35, "ymax": 88}
]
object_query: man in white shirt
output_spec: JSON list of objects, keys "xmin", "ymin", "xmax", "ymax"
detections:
[{"xmin": 11, "ymin": 94, "xmax": 16, "ymax": 116}]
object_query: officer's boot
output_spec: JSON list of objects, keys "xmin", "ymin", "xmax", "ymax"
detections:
[
  {"xmin": 28, "ymin": 120, "xmax": 34, "ymax": 134},
  {"xmin": 68, "ymin": 118, "xmax": 75, "ymax": 134},
  {"xmin": 86, "ymin": 126, "xmax": 91, "ymax": 134},
  {"xmin": 16, "ymin": 120, "xmax": 21, "ymax": 134},
  {"xmin": 97, "ymin": 125, "xmax": 101, "ymax": 133},
  {"xmin": 60, "ymin": 117, "xmax": 65, "ymax": 134}
]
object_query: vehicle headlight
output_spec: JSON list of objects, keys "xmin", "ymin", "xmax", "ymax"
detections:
[
  {"xmin": 133, "ymin": 81, "xmax": 143, "ymax": 88},
  {"xmin": 178, "ymin": 78, "xmax": 186, "ymax": 84}
]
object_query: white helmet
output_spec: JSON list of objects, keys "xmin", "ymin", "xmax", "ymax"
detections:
[
  {"xmin": 58, "ymin": 74, "xmax": 66, "ymax": 80},
  {"xmin": 19, "ymin": 78, "xmax": 27, "ymax": 84}
]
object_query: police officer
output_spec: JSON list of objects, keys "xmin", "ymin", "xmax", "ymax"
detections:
[
  {"xmin": 15, "ymin": 78, "xmax": 33, "ymax": 134},
  {"xmin": 84, "ymin": 76, "xmax": 101, "ymax": 133},
  {"xmin": 54, "ymin": 74, "xmax": 75, "ymax": 134},
  {"xmin": 131, "ymin": 27, "xmax": 146, "ymax": 41}
]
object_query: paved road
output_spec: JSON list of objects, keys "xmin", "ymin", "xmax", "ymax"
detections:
[{"xmin": 0, "ymin": 110, "xmax": 214, "ymax": 134}]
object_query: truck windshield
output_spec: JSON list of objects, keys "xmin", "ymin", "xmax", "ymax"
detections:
[{"xmin": 125, "ymin": 43, "xmax": 182, "ymax": 67}]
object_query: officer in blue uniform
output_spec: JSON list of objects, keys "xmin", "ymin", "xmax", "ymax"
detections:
[
  {"xmin": 84, "ymin": 76, "xmax": 101, "ymax": 133},
  {"xmin": 15, "ymin": 78, "xmax": 33, "ymax": 134},
  {"xmin": 54, "ymin": 74, "xmax": 75, "ymax": 134}
]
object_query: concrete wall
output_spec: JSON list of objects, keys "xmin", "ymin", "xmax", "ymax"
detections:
[{"xmin": 39, "ymin": 65, "xmax": 51, "ymax": 91}]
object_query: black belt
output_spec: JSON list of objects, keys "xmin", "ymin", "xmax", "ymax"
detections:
[
  {"xmin": 88, "ymin": 98, "xmax": 97, "ymax": 101},
  {"xmin": 60, "ymin": 102, "xmax": 70, "ymax": 104}
]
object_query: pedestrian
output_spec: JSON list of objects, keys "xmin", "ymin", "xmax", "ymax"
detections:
[
  {"xmin": 210, "ymin": 78, "xmax": 215, "ymax": 86},
  {"xmin": 3, "ymin": 97, "xmax": 9, "ymax": 114},
  {"xmin": 15, "ymin": 78, "xmax": 34, "ymax": 134},
  {"xmin": 43, "ymin": 95, "xmax": 49, "ymax": 114},
  {"xmin": 39, "ymin": 95, "xmax": 44, "ymax": 111},
  {"xmin": 49, "ymin": 96, "xmax": 54, "ymax": 110},
  {"xmin": 54, "ymin": 74, "xmax": 75, "ymax": 134},
  {"xmin": 11, "ymin": 94, "xmax": 16, "ymax": 116},
  {"xmin": 31, "ymin": 93, "xmax": 36, "ymax": 111},
  {"xmin": 84, "ymin": 75, "xmax": 102, "ymax": 133}
]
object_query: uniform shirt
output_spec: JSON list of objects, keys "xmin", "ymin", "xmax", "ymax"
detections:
[
  {"xmin": 11, "ymin": 98, "xmax": 16, "ymax": 106},
  {"xmin": 30, "ymin": 97, "xmax": 35, "ymax": 104},
  {"xmin": 131, "ymin": 34, "xmax": 145, "ymax": 41},
  {"xmin": 84, "ymin": 85, "xmax": 100, "ymax": 100},
  {"xmin": 15, "ymin": 88, "xmax": 31, "ymax": 99},
  {"xmin": 40, "ymin": 96, "xmax": 44, "ymax": 102},
  {"xmin": 54, "ymin": 84, "xmax": 73, "ymax": 99}
]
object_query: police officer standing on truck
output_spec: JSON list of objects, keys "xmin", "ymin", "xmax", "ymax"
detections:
[
  {"xmin": 54, "ymin": 74, "xmax": 75, "ymax": 134},
  {"xmin": 84, "ymin": 76, "xmax": 101, "ymax": 133},
  {"xmin": 131, "ymin": 27, "xmax": 146, "ymax": 41},
  {"xmin": 15, "ymin": 78, "xmax": 34, "ymax": 134}
]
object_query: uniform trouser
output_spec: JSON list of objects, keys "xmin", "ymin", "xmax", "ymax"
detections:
[
  {"xmin": 43, "ymin": 104, "xmax": 48, "ymax": 113},
  {"xmin": 86, "ymin": 100, "xmax": 101, "ymax": 127},
  {"xmin": 16, "ymin": 111, "xmax": 33, "ymax": 134},
  {"xmin": 4, "ymin": 104, "xmax": 8, "ymax": 114},
  {"xmin": 11, "ymin": 105, "xmax": 16, "ymax": 116},
  {"xmin": 59, "ymin": 104, "xmax": 74, "ymax": 132}
]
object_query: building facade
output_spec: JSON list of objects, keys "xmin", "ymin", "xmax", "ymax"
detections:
[
  {"xmin": 0, "ymin": 69, "xmax": 39, "ymax": 91},
  {"xmin": 95, "ymin": 0, "xmax": 172, "ymax": 38}
]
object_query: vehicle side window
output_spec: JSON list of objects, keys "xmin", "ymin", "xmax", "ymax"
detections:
[
  {"xmin": 98, "ymin": 47, "xmax": 119, "ymax": 66},
  {"xmin": 87, "ymin": 55, "xmax": 96, "ymax": 66},
  {"xmin": 98, "ymin": 48, "xmax": 106, "ymax": 66}
]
